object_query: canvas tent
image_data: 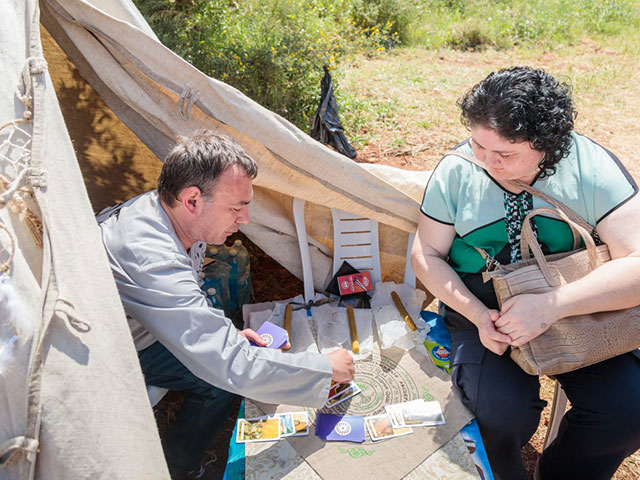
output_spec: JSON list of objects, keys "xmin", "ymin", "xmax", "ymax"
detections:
[{"xmin": 1, "ymin": 0, "xmax": 433, "ymax": 478}]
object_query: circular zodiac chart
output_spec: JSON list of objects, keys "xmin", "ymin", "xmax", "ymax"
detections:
[{"xmin": 317, "ymin": 352, "xmax": 419, "ymax": 417}]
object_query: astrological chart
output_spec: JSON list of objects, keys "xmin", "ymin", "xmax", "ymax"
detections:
[{"xmin": 316, "ymin": 352, "xmax": 420, "ymax": 418}]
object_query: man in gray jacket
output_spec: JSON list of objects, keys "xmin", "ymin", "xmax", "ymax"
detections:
[{"xmin": 99, "ymin": 131, "xmax": 354, "ymax": 480}]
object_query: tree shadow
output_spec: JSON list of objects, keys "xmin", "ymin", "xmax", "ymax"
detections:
[
  {"xmin": 42, "ymin": 28, "xmax": 162, "ymax": 212},
  {"xmin": 54, "ymin": 67, "xmax": 160, "ymax": 212}
]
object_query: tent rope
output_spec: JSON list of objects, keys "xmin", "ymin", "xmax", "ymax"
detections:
[
  {"xmin": 0, "ymin": 435, "xmax": 39, "ymax": 468},
  {"xmin": 0, "ymin": 120, "xmax": 44, "ymax": 249},
  {"xmin": 0, "ymin": 223, "xmax": 15, "ymax": 276},
  {"xmin": 54, "ymin": 298, "xmax": 91, "ymax": 333}
]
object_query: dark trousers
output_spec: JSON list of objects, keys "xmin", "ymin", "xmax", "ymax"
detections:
[
  {"xmin": 450, "ymin": 330, "xmax": 640, "ymax": 480},
  {"xmin": 138, "ymin": 341, "xmax": 238, "ymax": 476}
]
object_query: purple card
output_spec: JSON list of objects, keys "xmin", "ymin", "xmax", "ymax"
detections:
[
  {"xmin": 251, "ymin": 321, "xmax": 288, "ymax": 349},
  {"xmin": 315, "ymin": 413, "xmax": 365, "ymax": 443}
]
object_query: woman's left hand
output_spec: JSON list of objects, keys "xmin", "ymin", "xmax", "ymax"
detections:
[{"xmin": 494, "ymin": 293, "xmax": 557, "ymax": 346}]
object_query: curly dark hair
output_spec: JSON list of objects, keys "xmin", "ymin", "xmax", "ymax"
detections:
[{"xmin": 458, "ymin": 66, "xmax": 576, "ymax": 177}]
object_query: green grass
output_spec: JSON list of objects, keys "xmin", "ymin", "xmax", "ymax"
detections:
[{"xmin": 411, "ymin": 0, "xmax": 640, "ymax": 50}]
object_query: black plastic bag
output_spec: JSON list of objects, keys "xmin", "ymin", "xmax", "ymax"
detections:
[{"xmin": 310, "ymin": 66, "xmax": 357, "ymax": 159}]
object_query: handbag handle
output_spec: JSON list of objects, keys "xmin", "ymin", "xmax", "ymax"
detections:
[
  {"xmin": 444, "ymin": 150, "xmax": 596, "ymax": 234},
  {"xmin": 520, "ymin": 206, "xmax": 600, "ymax": 287}
]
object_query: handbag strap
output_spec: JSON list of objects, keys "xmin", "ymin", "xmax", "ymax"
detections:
[
  {"xmin": 520, "ymin": 206, "xmax": 600, "ymax": 286},
  {"xmin": 444, "ymin": 150, "xmax": 596, "ymax": 233}
]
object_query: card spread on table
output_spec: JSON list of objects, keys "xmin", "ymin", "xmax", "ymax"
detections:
[
  {"xmin": 315, "ymin": 413, "xmax": 365, "ymax": 443},
  {"xmin": 328, "ymin": 381, "xmax": 352, "ymax": 399},
  {"xmin": 290, "ymin": 411, "xmax": 309, "ymax": 436},
  {"xmin": 325, "ymin": 381, "xmax": 361, "ymax": 408},
  {"xmin": 236, "ymin": 416, "xmax": 281, "ymax": 443},
  {"xmin": 385, "ymin": 400, "xmax": 445, "ymax": 428},
  {"xmin": 277, "ymin": 413, "xmax": 296, "ymax": 437},
  {"xmin": 364, "ymin": 414, "xmax": 413, "ymax": 441},
  {"xmin": 250, "ymin": 321, "xmax": 288, "ymax": 349}
]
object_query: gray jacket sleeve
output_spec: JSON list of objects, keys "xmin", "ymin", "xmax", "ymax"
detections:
[{"xmin": 117, "ymin": 254, "xmax": 332, "ymax": 407}]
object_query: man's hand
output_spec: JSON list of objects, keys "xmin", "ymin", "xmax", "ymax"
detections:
[
  {"xmin": 327, "ymin": 349, "xmax": 355, "ymax": 383},
  {"xmin": 239, "ymin": 328, "xmax": 267, "ymax": 346},
  {"xmin": 240, "ymin": 328, "xmax": 291, "ymax": 349},
  {"xmin": 473, "ymin": 309, "xmax": 511, "ymax": 356},
  {"xmin": 495, "ymin": 294, "xmax": 555, "ymax": 346}
]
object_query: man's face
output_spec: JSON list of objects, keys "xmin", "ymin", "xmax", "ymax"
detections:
[{"xmin": 193, "ymin": 164, "xmax": 253, "ymax": 245}]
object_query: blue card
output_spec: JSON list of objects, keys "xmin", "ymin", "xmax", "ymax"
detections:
[
  {"xmin": 315, "ymin": 413, "xmax": 365, "ymax": 443},
  {"xmin": 251, "ymin": 321, "xmax": 288, "ymax": 349}
]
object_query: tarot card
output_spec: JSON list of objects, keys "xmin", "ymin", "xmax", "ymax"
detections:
[
  {"xmin": 401, "ymin": 400, "xmax": 446, "ymax": 427},
  {"xmin": 290, "ymin": 411, "xmax": 309, "ymax": 436},
  {"xmin": 364, "ymin": 414, "xmax": 413, "ymax": 441},
  {"xmin": 236, "ymin": 416, "xmax": 281, "ymax": 443},
  {"xmin": 328, "ymin": 381, "xmax": 354, "ymax": 400},
  {"xmin": 250, "ymin": 321, "xmax": 288, "ymax": 349},
  {"xmin": 325, "ymin": 382, "xmax": 362, "ymax": 408},
  {"xmin": 277, "ymin": 413, "xmax": 296, "ymax": 437},
  {"xmin": 385, "ymin": 399, "xmax": 424, "ymax": 428},
  {"xmin": 315, "ymin": 413, "xmax": 365, "ymax": 443}
]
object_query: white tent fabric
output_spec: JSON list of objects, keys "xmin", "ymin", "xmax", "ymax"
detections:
[
  {"xmin": 40, "ymin": 0, "xmax": 432, "ymax": 292},
  {"xmin": 1, "ymin": 1, "xmax": 168, "ymax": 479},
  {"xmin": 2, "ymin": 0, "xmax": 434, "ymax": 478}
]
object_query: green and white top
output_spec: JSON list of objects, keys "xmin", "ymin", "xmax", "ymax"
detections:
[{"xmin": 420, "ymin": 132, "xmax": 637, "ymax": 331}]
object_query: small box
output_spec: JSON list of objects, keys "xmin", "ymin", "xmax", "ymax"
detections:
[{"xmin": 337, "ymin": 271, "xmax": 373, "ymax": 296}]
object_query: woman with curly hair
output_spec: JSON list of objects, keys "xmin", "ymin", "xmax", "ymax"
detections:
[{"xmin": 412, "ymin": 66, "xmax": 640, "ymax": 479}]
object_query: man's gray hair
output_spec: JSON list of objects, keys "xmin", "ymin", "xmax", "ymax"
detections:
[{"xmin": 158, "ymin": 130, "xmax": 258, "ymax": 206}]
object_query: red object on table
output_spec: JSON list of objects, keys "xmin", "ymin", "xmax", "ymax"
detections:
[{"xmin": 337, "ymin": 272, "xmax": 372, "ymax": 296}]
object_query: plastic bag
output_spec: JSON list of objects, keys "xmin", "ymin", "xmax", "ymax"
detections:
[
  {"xmin": 312, "ymin": 304, "xmax": 374, "ymax": 360},
  {"xmin": 370, "ymin": 282, "xmax": 428, "ymax": 350},
  {"xmin": 310, "ymin": 66, "xmax": 357, "ymax": 159}
]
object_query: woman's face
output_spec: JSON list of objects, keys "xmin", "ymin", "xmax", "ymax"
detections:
[{"xmin": 470, "ymin": 125, "xmax": 545, "ymax": 183}]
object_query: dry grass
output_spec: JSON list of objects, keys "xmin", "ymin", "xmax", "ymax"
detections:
[{"xmin": 338, "ymin": 40, "xmax": 640, "ymax": 181}]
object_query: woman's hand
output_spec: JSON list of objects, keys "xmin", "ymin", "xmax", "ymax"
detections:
[
  {"xmin": 495, "ymin": 294, "xmax": 556, "ymax": 346},
  {"xmin": 473, "ymin": 308, "xmax": 511, "ymax": 355}
]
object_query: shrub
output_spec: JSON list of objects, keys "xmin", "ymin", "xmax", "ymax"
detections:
[
  {"xmin": 349, "ymin": 0, "xmax": 417, "ymax": 45},
  {"xmin": 135, "ymin": 0, "xmax": 354, "ymax": 130}
]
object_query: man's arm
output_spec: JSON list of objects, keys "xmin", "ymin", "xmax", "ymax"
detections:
[
  {"xmin": 411, "ymin": 214, "xmax": 511, "ymax": 355},
  {"xmin": 495, "ymin": 194, "xmax": 640, "ymax": 345}
]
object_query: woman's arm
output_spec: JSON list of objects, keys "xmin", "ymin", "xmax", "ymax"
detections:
[
  {"xmin": 495, "ymin": 194, "xmax": 640, "ymax": 346},
  {"xmin": 411, "ymin": 214, "xmax": 512, "ymax": 355}
]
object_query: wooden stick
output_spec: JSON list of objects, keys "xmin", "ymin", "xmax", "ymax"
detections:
[
  {"xmin": 283, "ymin": 303, "xmax": 292, "ymax": 350},
  {"xmin": 391, "ymin": 291, "xmax": 417, "ymax": 331},
  {"xmin": 346, "ymin": 306, "xmax": 360, "ymax": 354}
]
